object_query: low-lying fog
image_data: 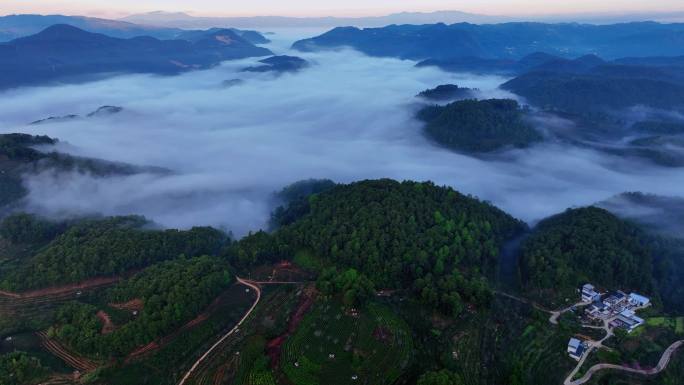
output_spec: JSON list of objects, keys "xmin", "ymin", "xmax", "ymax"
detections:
[{"xmin": 1, "ymin": 32, "xmax": 683, "ymax": 236}]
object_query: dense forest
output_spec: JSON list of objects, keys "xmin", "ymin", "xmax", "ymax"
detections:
[
  {"xmin": 0, "ymin": 213, "xmax": 68, "ymax": 245},
  {"xmin": 232, "ymin": 179, "xmax": 526, "ymax": 315},
  {"xmin": 416, "ymin": 84, "xmax": 476, "ymax": 101},
  {"xmin": 417, "ymin": 99, "xmax": 542, "ymax": 153},
  {"xmin": 270, "ymin": 178, "xmax": 337, "ymax": 228},
  {"xmin": 52, "ymin": 255, "xmax": 232, "ymax": 358},
  {"xmin": 502, "ymin": 70, "xmax": 684, "ymax": 115},
  {"xmin": 0, "ymin": 352, "xmax": 48, "ymax": 385},
  {"xmin": 518, "ymin": 207, "xmax": 655, "ymax": 306},
  {"xmin": 0, "ymin": 215, "xmax": 227, "ymax": 290}
]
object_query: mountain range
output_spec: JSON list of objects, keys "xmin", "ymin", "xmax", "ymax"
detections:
[
  {"xmin": 0, "ymin": 14, "xmax": 271, "ymax": 44},
  {"xmin": 0, "ymin": 14, "xmax": 183, "ymax": 41},
  {"xmin": 119, "ymin": 10, "xmax": 684, "ymax": 29},
  {"xmin": 292, "ymin": 22, "xmax": 684, "ymax": 59},
  {"xmin": 0, "ymin": 24, "xmax": 272, "ymax": 90}
]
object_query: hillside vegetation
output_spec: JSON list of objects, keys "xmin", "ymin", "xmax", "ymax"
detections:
[
  {"xmin": 52, "ymin": 255, "xmax": 232, "ymax": 358},
  {"xmin": 417, "ymin": 99, "xmax": 542, "ymax": 153},
  {"xmin": 233, "ymin": 179, "xmax": 526, "ymax": 315},
  {"xmin": 0, "ymin": 216, "xmax": 227, "ymax": 291},
  {"xmin": 518, "ymin": 207, "xmax": 654, "ymax": 306},
  {"xmin": 502, "ymin": 71, "xmax": 684, "ymax": 114}
]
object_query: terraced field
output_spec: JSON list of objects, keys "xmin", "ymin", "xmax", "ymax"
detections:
[
  {"xmin": 187, "ymin": 284, "xmax": 306, "ymax": 385},
  {"xmin": 281, "ymin": 301, "xmax": 413, "ymax": 385},
  {"xmin": 0, "ymin": 277, "xmax": 121, "ymax": 335},
  {"xmin": 444, "ymin": 296, "xmax": 576, "ymax": 385}
]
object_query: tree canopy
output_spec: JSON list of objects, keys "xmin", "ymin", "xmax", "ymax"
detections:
[
  {"xmin": 0, "ymin": 352, "xmax": 48, "ymax": 385},
  {"xmin": 0, "ymin": 216, "xmax": 228, "ymax": 290},
  {"xmin": 518, "ymin": 207, "xmax": 654, "ymax": 305},
  {"xmin": 417, "ymin": 99, "xmax": 542, "ymax": 153},
  {"xmin": 231, "ymin": 179, "xmax": 526, "ymax": 315},
  {"xmin": 53, "ymin": 255, "xmax": 232, "ymax": 358},
  {"xmin": 417, "ymin": 369, "xmax": 463, "ymax": 385}
]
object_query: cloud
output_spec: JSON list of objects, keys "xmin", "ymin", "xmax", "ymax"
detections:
[{"xmin": 0, "ymin": 38, "xmax": 682, "ymax": 236}]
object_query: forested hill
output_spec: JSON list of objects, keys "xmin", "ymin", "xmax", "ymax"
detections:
[
  {"xmin": 417, "ymin": 99, "xmax": 542, "ymax": 153},
  {"xmin": 292, "ymin": 22, "xmax": 684, "ymax": 60},
  {"xmin": 232, "ymin": 179, "xmax": 527, "ymax": 315},
  {"xmin": 518, "ymin": 207, "xmax": 655, "ymax": 307},
  {"xmin": 53, "ymin": 255, "xmax": 232, "ymax": 357},
  {"xmin": 0, "ymin": 24, "xmax": 272, "ymax": 90},
  {"xmin": 0, "ymin": 215, "xmax": 228, "ymax": 291},
  {"xmin": 501, "ymin": 68, "xmax": 684, "ymax": 114}
]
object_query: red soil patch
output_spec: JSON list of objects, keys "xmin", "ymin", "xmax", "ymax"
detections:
[
  {"xmin": 266, "ymin": 287, "xmax": 317, "ymax": 368},
  {"xmin": 109, "ymin": 298, "xmax": 144, "ymax": 312},
  {"xmin": 0, "ymin": 276, "xmax": 120, "ymax": 299},
  {"xmin": 97, "ymin": 310, "xmax": 116, "ymax": 334}
]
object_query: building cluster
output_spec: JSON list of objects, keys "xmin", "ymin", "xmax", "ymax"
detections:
[
  {"xmin": 567, "ymin": 284, "xmax": 651, "ymax": 360},
  {"xmin": 582, "ymin": 284, "xmax": 650, "ymax": 333}
]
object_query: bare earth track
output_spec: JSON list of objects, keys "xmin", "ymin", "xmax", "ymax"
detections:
[
  {"xmin": 36, "ymin": 331, "xmax": 98, "ymax": 372},
  {"xmin": 567, "ymin": 340, "xmax": 684, "ymax": 385},
  {"xmin": 177, "ymin": 277, "xmax": 262, "ymax": 385}
]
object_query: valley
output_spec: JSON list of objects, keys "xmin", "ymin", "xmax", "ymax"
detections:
[{"xmin": 2, "ymin": 9, "xmax": 684, "ymax": 385}]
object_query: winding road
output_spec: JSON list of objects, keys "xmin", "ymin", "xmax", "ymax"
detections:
[
  {"xmin": 566, "ymin": 340, "xmax": 684, "ymax": 385},
  {"xmin": 177, "ymin": 277, "xmax": 261, "ymax": 385},
  {"xmin": 494, "ymin": 292, "xmax": 682, "ymax": 384}
]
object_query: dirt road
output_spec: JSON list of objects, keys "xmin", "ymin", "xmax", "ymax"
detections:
[
  {"xmin": 567, "ymin": 340, "xmax": 683, "ymax": 385},
  {"xmin": 177, "ymin": 277, "xmax": 261, "ymax": 385}
]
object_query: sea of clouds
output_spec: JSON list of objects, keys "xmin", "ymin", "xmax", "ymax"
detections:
[{"xmin": 0, "ymin": 31, "xmax": 682, "ymax": 236}]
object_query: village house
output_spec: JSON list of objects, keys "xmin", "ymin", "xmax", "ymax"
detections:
[
  {"xmin": 629, "ymin": 293, "xmax": 650, "ymax": 307},
  {"xmin": 581, "ymin": 284, "xmax": 601, "ymax": 303},
  {"xmin": 611, "ymin": 309, "xmax": 645, "ymax": 333},
  {"xmin": 567, "ymin": 338, "xmax": 586, "ymax": 361}
]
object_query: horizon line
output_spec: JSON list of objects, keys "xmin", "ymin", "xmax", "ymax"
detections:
[{"xmin": 2, "ymin": 8, "xmax": 684, "ymax": 21}]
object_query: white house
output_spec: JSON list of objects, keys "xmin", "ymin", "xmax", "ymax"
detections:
[
  {"xmin": 567, "ymin": 338, "xmax": 586, "ymax": 361},
  {"xmin": 581, "ymin": 284, "xmax": 601, "ymax": 303},
  {"xmin": 612, "ymin": 309, "xmax": 645, "ymax": 333},
  {"xmin": 629, "ymin": 293, "xmax": 650, "ymax": 307}
]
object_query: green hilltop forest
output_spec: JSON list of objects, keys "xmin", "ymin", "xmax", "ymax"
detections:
[
  {"xmin": 0, "ymin": 215, "xmax": 227, "ymax": 291},
  {"xmin": 502, "ymin": 69, "xmax": 684, "ymax": 115},
  {"xmin": 52, "ymin": 256, "xmax": 232, "ymax": 358},
  {"xmin": 518, "ymin": 206, "xmax": 684, "ymax": 313},
  {"xmin": 417, "ymin": 99, "xmax": 542, "ymax": 153},
  {"xmin": 232, "ymin": 179, "xmax": 526, "ymax": 315}
]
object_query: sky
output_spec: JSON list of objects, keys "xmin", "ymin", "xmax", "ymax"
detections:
[{"xmin": 2, "ymin": 0, "xmax": 683, "ymax": 18}]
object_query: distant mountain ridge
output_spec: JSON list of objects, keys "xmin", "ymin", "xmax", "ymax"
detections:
[
  {"xmin": 0, "ymin": 14, "xmax": 271, "ymax": 44},
  {"xmin": 0, "ymin": 14, "xmax": 182, "ymax": 41},
  {"xmin": 0, "ymin": 24, "xmax": 272, "ymax": 90},
  {"xmin": 120, "ymin": 10, "xmax": 684, "ymax": 29},
  {"xmin": 292, "ymin": 22, "xmax": 684, "ymax": 60},
  {"xmin": 121, "ymin": 10, "xmax": 508, "ymax": 29}
]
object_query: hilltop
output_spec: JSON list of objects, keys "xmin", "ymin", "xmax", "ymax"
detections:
[{"xmin": 0, "ymin": 24, "xmax": 272, "ymax": 90}]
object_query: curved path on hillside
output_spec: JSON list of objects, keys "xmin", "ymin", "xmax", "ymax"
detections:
[
  {"xmin": 566, "ymin": 340, "xmax": 684, "ymax": 385},
  {"xmin": 494, "ymin": 291, "xmax": 588, "ymax": 325},
  {"xmin": 177, "ymin": 277, "xmax": 261, "ymax": 385}
]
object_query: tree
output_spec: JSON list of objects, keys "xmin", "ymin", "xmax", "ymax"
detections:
[{"xmin": 417, "ymin": 369, "xmax": 463, "ymax": 385}]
